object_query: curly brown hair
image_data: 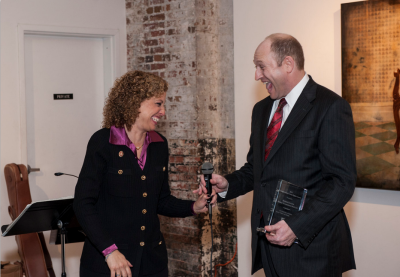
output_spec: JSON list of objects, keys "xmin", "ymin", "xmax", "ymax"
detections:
[{"xmin": 102, "ymin": 71, "xmax": 168, "ymax": 131}]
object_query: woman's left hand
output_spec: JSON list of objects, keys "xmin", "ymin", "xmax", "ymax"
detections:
[{"xmin": 193, "ymin": 189, "xmax": 217, "ymax": 214}]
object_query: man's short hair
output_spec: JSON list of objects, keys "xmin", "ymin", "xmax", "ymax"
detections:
[{"xmin": 267, "ymin": 34, "xmax": 305, "ymax": 70}]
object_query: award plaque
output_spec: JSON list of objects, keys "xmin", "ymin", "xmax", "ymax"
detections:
[{"xmin": 266, "ymin": 179, "xmax": 307, "ymax": 226}]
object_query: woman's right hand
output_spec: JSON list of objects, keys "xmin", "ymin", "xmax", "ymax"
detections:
[{"xmin": 106, "ymin": 250, "xmax": 133, "ymax": 277}]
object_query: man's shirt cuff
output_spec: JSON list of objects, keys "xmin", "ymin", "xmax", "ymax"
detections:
[{"xmin": 217, "ymin": 183, "xmax": 229, "ymax": 198}]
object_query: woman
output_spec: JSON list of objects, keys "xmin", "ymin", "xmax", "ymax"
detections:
[{"xmin": 73, "ymin": 71, "xmax": 215, "ymax": 277}]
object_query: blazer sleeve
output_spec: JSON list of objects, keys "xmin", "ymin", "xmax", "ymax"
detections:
[
  {"xmin": 73, "ymin": 132, "xmax": 115, "ymax": 252},
  {"xmin": 157, "ymin": 141, "xmax": 194, "ymax": 217},
  {"xmin": 285, "ymin": 97, "xmax": 356, "ymax": 248},
  {"xmin": 219, "ymin": 105, "xmax": 258, "ymax": 202}
]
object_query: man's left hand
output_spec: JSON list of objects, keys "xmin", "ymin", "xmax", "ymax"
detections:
[{"xmin": 264, "ymin": 221, "xmax": 297, "ymax": 247}]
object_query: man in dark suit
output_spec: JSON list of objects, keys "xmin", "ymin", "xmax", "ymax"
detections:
[{"xmin": 196, "ymin": 33, "xmax": 356, "ymax": 276}]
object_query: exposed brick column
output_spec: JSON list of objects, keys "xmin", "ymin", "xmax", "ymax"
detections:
[{"xmin": 126, "ymin": 0, "xmax": 236, "ymax": 276}]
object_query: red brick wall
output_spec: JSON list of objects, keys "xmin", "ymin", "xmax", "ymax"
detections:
[{"xmin": 126, "ymin": 0, "xmax": 236, "ymax": 276}]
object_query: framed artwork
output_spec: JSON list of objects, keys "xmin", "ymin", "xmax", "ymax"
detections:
[{"xmin": 342, "ymin": 0, "xmax": 400, "ymax": 190}]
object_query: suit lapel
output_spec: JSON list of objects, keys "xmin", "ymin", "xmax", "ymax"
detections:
[{"xmin": 264, "ymin": 77, "xmax": 317, "ymax": 167}]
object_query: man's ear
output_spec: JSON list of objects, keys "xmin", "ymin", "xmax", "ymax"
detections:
[{"xmin": 283, "ymin": 56, "xmax": 295, "ymax": 73}]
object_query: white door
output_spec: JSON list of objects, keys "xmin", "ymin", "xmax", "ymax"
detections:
[
  {"xmin": 0, "ymin": 1, "xmax": 127, "ymax": 274},
  {"xmin": 24, "ymin": 33, "xmax": 109, "ymax": 275}
]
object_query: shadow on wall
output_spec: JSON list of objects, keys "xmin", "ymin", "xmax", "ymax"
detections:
[
  {"xmin": 236, "ymin": 192, "xmax": 266, "ymax": 277},
  {"xmin": 334, "ymin": 9, "xmax": 341, "ymax": 95},
  {"xmin": 26, "ymin": 173, "xmax": 49, "ymax": 203},
  {"xmin": 349, "ymin": 187, "xmax": 400, "ymax": 207},
  {"xmin": 235, "ymin": 76, "xmax": 269, "ymax": 277},
  {"xmin": 43, "ymin": 231, "xmax": 83, "ymax": 275}
]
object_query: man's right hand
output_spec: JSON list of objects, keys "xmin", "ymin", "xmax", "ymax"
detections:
[
  {"xmin": 106, "ymin": 250, "xmax": 133, "ymax": 277},
  {"xmin": 193, "ymin": 173, "xmax": 229, "ymax": 195}
]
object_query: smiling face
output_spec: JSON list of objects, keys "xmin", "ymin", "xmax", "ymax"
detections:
[
  {"xmin": 254, "ymin": 39, "xmax": 290, "ymax": 100},
  {"xmin": 132, "ymin": 92, "xmax": 166, "ymax": 132}
]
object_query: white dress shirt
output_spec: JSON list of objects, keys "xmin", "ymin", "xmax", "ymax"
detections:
[
  {"xmin": 218, "ymin": 73, "xmax": 309, "ymax": 198},
  {"xmin": 268, "ymin": 73, "xmax": 309, "ymax": 129}
]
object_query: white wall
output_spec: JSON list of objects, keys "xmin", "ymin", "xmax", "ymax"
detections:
[
  {"xmin": 0, "ymin": 0, "xmax": 127, "ymax": 275},
  {"xmin": 233, "ymin": 0, "xmax": 400, "ymax": 276}
]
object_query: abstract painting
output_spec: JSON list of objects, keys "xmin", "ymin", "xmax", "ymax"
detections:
[{"xmin": 342, "ymin": 0, "xmax": 400, "ymax": 190}]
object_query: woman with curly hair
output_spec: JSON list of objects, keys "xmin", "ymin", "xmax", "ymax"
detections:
[{"xmin": 74, "ymin": 71, "xmax": 215, "ymax": 277}]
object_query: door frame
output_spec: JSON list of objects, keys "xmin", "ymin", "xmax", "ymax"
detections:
[{"xmin": 17, "ymin": 24, "xmax": 121, "ymax": 164}]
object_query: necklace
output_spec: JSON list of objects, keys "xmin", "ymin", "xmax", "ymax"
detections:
[{"xmin": 136, "ymin": 144, "xmax": 144, "ymax": 151}]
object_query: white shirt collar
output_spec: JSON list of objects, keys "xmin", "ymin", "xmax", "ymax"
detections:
[
  {"xmin": 281, "ymin": 73, "xmax": 309, "ymax": 109},
  {"xmin": 268, "ymin": 73, "xmax": 310, "ymax": 127}
]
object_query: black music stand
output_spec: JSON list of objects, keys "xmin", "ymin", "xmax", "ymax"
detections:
[{"xmin": 2, "ymin": 197, "xmax": 85, "ymax": 277}]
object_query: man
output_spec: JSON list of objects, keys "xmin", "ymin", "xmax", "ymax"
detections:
[{"xmin": 196, "ymin": 34, "xmax": 356, "ymax": 276}]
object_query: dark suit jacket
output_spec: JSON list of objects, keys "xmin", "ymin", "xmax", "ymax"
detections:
[
  {"xmin": 221, "ymin": 76, "xmax": 356, "ymax": 277},
  {"xmin": 73, "ymin": 128, "xmax": 193, "ymax": 276}
]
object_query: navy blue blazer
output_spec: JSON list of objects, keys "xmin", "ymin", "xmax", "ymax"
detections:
[{"xmin": 73, "ymin": 128, "xmax": 193, "ymax": 276}]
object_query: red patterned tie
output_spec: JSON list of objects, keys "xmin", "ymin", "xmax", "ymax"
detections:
[{"xmin": 264, "ymin": 98, "xmax": 287, "ymax": 161}]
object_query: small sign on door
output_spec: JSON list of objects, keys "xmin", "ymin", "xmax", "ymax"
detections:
[{"xmin": 54, "ymin": 94, "xmax": 73, "ymax": 100}]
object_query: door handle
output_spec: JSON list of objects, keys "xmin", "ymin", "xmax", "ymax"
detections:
[{"xmin": 28, "ymin": 165, "xmax": 40, "ymax": 174}]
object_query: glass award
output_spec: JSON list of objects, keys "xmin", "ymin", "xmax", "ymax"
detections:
[{"xmin": 266, "ymin": 179, "xmax": 307, "ymax": 226}]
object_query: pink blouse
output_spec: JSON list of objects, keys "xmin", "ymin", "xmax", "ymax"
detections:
[{"xmin": 109, "ymin": 126, "xmax": 164, "ymax": 170}]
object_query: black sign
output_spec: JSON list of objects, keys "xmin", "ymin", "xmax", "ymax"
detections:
[{"xmin": 54, "ymin": 94, "xmax": 73, "ymax": 100}]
